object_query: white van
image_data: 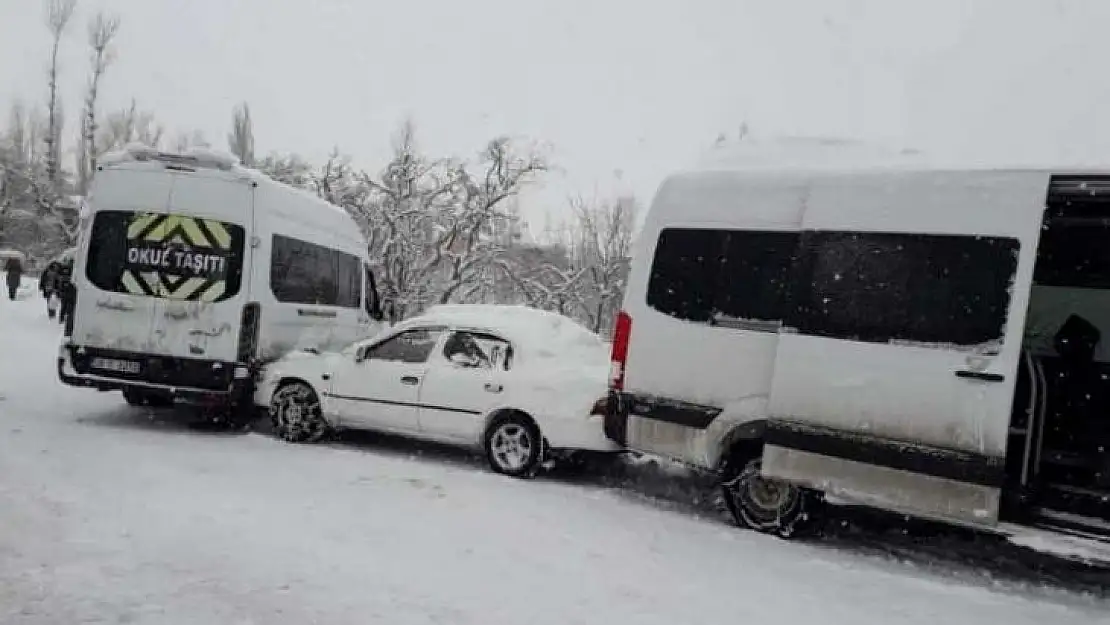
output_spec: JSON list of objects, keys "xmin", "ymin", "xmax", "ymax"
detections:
[
  {"xmin": 59, "ymin": 145, "xmax": 386, "ymax": 418},
  {"xmin": 605, "ymin": 164, "xmax": 1110, "ymax": 542}
]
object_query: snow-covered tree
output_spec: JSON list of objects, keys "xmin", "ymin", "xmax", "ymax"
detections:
[
  {"xmin": 98, "ymin": 100, "xmax": 164, "ymax": 153},
  {"xmin": 256, "ymin": 152, "xmax": 315, "ymax": 189},
  {"xmin": 353, "ymin": 122, "xmax": 548, "ymax": 318},
  {"xmin": 227, "ymin": 102, "xmax": 254, "ymax": 166},
  {"xmin": 76, "ymin": 11, "xmax": 121, "ymax": 195},
  {"xmin": 43, "ymin": 0, "xmax": 77, "ymax": 190}
]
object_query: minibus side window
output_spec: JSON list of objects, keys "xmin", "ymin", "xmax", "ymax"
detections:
[
  {"xmin": 270, "ymin": 234, "xmax": 361, "ymax": 308},
  {"xmin": 792, "ymin": 231, "xmax": 1019, "ymax": 348}
]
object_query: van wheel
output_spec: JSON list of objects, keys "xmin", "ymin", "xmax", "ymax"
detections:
[
  {"xmin": 484, "ymin": 413, "xmax": 543, "ymax": 478},
  {"xmin": 720, "ymin": 453, "xmax": 818, "ymax": 538},
  {"xmin": 270, "ymin": 381, "xmax": 329, "ymax": 443}
]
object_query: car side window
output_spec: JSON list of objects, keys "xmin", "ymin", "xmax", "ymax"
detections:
[
  {"xmin": 442, "ymin": 331, "xmax": 513, "ymax": 371},
  {"xmin": 363, "ymin": 327, "xmax": 445, "ymax": 364}
]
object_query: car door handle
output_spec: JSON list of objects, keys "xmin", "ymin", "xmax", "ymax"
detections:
[
  {"xmin": 484, "ymin": 382, "xmax": 503, "ymax": 393},
  {"xmin": 955, "ymin": 370, "xmax": 1005, "ymax": 382},
  {"xmin": 400, "ymin": 375, "xmax": 420, "ymax": 386}
]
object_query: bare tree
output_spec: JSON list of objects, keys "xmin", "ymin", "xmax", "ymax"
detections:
[
  {"xmin": 227, "ymin": 102, "xmax": 254, "ymax": 166},
  {"xmin": 353, "ymin": 123, "xmax": 548, "ymax": 316},
  {"xmin": 430, "ymin": 136, "xmax": 548, "ymax": 305},
  {"xmin": 567, "ymin": 194, "xmax": 637, "ymax": 334},
  {"xmin": 77, "ymin": 11, "xmax": 120, "ymax": 195},
  {"xmin": 172, "ymin": 129, "xmax": 209, "ymax": 152},
  {"xmin": 97, "ymin": 100, "xmax": 163, "ymax": 153},
  {"xmin": 44, "ymin": 0, "xmax": 77, "ymax": 188}
]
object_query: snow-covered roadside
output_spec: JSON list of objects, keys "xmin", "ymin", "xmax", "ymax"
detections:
[{"xmin": 1, "ymin": 293, "xmax": 1108, "ymax": 624}]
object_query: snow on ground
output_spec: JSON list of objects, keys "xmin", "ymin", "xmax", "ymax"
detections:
[{"xmin": 1, "ymin": 285, "xmax": 1109, "ymax": 624}]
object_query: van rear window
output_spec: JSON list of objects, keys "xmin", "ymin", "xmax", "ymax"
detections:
[
  {"xmin": 646, "ymin": 228, "xmax": 797, "ymax": 329},
  {"xmin": 86, "ymin": 210, "xmax": 245, "ymax": 302}
]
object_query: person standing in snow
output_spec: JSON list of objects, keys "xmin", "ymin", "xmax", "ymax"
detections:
[
  {"xmin": 40, "ymin": 260, "xmax": 61, "ymax": 318},
  {"xmin": 4, "ymin": 255, "xmax": 23, "ymax": 300},
  {"xmin": 56, "ymin": 258, "xmax": 74, "ymax": 326}
]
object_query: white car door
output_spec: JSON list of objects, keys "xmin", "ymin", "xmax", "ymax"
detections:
[
  {"xmin": 329, "ymin": 326, "xmax": 446, "ymax": 434},
  {"xmin": 417, "ymin": 330, "xmax": 512, "ymax": 442}
]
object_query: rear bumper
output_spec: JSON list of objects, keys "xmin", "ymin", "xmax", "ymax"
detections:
[
  {"xmin": 57, "ymin": 343, "xmax": 254, "ymax": 401},
  {"xmin": 602, "ymin": 390, "xmax": 629, "ymax": 447},
  {"xmin": 543, "ymin": 414, "xmax": 622, "ymax": 453}
]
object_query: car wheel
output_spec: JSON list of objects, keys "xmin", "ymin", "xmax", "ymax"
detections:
[
  {"xmin": 270, "ymin": 381, "xmax": 329, "ymax": 443},
  {"xmin": 720, "ymin": 455, "xmax": 819, "ymax": 538},
  {"xmin": 484, "ymin": 413, "xmax": 543, "ymax": 478}
]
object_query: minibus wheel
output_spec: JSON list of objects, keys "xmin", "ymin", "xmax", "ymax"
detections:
[
  {"xmin": 270, "ymin": 381, "xmax": 329, "ymax": 443},
  {"xmin": 720, "ymin": 452, "xmax": 818, "ymax": 538}
]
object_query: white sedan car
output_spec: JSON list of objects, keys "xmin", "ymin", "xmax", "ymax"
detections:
[{"xmin": 255, "ymin": 304, "xmax": 620, "ymax": 476}]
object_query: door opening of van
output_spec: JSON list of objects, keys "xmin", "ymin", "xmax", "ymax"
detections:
[{"xmin": 1006, "ymin": 175, "xmax": 1110, "ymax": 535}]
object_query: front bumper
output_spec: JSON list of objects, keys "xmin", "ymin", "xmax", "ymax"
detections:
[{"xmin": 57, "ymin": 343, "xmax": 254, "ymax": 402}]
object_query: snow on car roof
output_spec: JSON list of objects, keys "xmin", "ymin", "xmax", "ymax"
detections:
[{"xmin": 404, "ymin": 304, "xmax": 605, "ymax": 356}]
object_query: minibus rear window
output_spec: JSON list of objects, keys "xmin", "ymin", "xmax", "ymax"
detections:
[
  {"xmin": 85, "ymin": 210, "xmax": 245, "ymax": 302},
  {"xmin": 646, "ymin": 227, "xmax": 798, "ymax": 329}
]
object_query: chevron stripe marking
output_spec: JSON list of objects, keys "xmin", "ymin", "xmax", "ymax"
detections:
[
  {"xmin": 127, "ymin": 213, "xmax": 158, "ymax": 239},
  {"xmin": 178, "ymin": 218, "xmax": 211, "ymax": 247},
  {"xmin": 202, "ymin": 220, "xmax": 232, "ymax": 249},
  {"xmin": 120, "ymin": 271, "xmax": 149, "ymax": 296}
]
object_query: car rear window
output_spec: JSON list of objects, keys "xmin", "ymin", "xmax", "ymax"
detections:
[{"xmin": 86, "ymin": 210, "xmax": 246, "ymax": 302}]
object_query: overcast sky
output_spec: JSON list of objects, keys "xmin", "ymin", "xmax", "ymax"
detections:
[{"xmin": 0, "ymin": 0, "xmax": 1106, "ymax": 231}]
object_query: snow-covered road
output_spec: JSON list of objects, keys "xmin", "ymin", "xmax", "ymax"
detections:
[{"xmin": 1, "ymin": 286, "xmax": 1108, "ymax": 624}]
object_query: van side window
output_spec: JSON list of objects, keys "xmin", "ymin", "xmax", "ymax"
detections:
[
  {"xmin": 793, "ymin": 232, "xmax": 1019, "ymax": 348},
  {"xmin": 646, "ymin": 228, "xmax": 797, "ymax": 328},
  {"xmin": 270, "ymin": 235, "xmax": 361, "ymax": 308}
]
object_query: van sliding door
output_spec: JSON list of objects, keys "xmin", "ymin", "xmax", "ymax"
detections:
[{"xmin": 762, "ymin": 171, "xmax": 1048, "ymax": 528}]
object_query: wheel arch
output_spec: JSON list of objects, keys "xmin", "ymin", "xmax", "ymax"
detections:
[
  {"xmin": 481, "ymin": 406, "xmax": 539, "ymax": 435},
  {"xmin": 712, "ymin": 419, "xmax": 768, "ymax": 471},
  {"xmin": 275, "ymin": 376, "xmax": 318, "ymax": 395}
]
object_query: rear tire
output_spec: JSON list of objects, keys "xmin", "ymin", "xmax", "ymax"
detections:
[
  {"xmin": 484, "ymin": 413, "xmax": 543, "ymax": 478},
  {"xmin": 720, "ymin": 447, "xmax": 819, "ymax": 538},
  {"xmin": 270, "ymin": 381, "xmax": 329, "ymax": 443}
]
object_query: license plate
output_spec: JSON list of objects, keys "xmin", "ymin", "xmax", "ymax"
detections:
[{"xmin": 90, "ymin": 357, "xmax": 141, "ymax": 375}]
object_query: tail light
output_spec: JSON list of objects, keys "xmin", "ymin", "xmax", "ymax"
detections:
[
  {"xmin": 237, "ymin": 302, "xmax": 260, "ymax": 363},
  {"xmin": 609, "ymin": 310, "xmax": 632, "ymax": 391}
]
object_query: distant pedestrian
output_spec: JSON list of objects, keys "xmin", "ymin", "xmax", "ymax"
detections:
[
  {"xmin": 56, "ymin": 259, "xmax": 74, "ymax": 326},
  {"xmin": 41, "ymin": 260, "xmax": 61, "ymax": 318},
  {"xmin": 4, "ymin": 255, "xmax": 23, "ymax": 300}
]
